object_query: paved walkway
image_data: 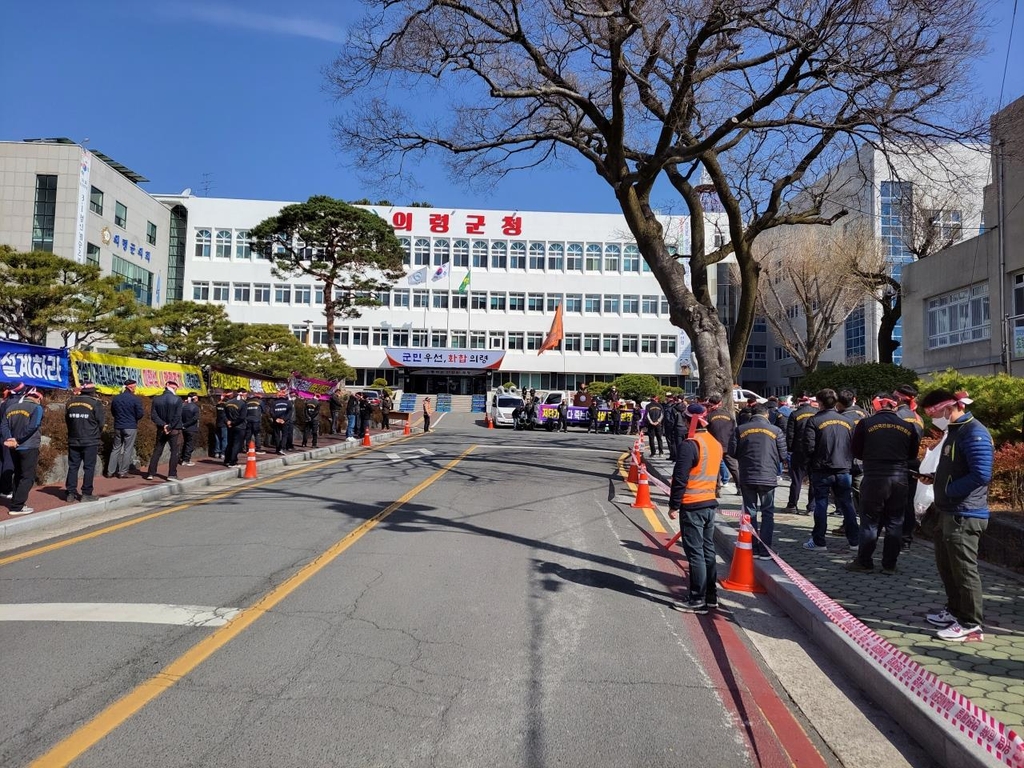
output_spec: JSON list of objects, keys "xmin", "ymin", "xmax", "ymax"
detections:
[{"xmin": 644, "ymin": 454, "xmax": 1024, "ymax": 735}]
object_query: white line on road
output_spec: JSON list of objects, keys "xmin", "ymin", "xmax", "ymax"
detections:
[
  {"xmin": 0, "ymin": 603, "xmax": 241, "ymax": 627},
  {"xmin": 472, "ymin": 444, "xmax": 625, "ymax": 454}
]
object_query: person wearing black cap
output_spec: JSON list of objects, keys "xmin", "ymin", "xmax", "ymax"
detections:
[
  {"xmin": 110, "ymin": 379, "xmax": 144, "ymax": 478},
  {"xmin": 270, "ymin": 389, "xmax": 294, "ymax": 453},
  {"xmin": 223, "ymin": 390, "xmax": 247, "ymax": 467},
  {"xmin": 180, "ymin": 393, "xmax": 201, "ymax": 466},
  {"xmin": 245, "ymin": 391, "xmax": 266, "ymax": 453},
  {"xmin": 784, "ymin": 394, "xmax": 818, "ymax": 513},
  {"xmin": 1, "ymin": 388, "xmax": 44, "ymax": 515},
  {"xmin": 0, "ymin": 382, "xmax": 27, "ymax": 497},
  {"xmin": 802, "ymin": 388, "xmax": 858, "ymax": 552},
  {"xmin": 667, "ymin": 403, "xmax": 724, "ymax": 613},
  {"xmin": 145, "ymin": 380, "xmax": 183, "ymax": 481},
  {"xmin": 65, "ymin": 382, "xmax": 106, "ymax": 502},
  {"xmin": 301, "ymin": 396, "xmax": 322, "ymax": 448}
]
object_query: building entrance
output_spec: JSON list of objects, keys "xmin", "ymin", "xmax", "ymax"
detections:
[{"xmin": 401, "ymin": 373, "xmax": 489, "ymax": 395}]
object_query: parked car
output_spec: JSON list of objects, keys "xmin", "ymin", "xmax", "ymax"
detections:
[
  {"xmin": 358, "ymin": 389, "xmax": 383, "ymax": 406},
  {"xmin": 732, "ymin": 387, "xmax": 767, "ymax": 404},
  {"xmin": 490, "ymin": 387, "xmax": 525, "ymax": 427}
]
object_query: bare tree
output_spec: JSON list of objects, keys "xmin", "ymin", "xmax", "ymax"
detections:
[
  {"xmin": 326, "ymin": 0, "xmax": 987, "ymax": 398},
  {"xmin": 756, "ymin": 226, "xmax": 880, "ymax": 374}
]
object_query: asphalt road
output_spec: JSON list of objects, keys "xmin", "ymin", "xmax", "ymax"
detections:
[{"xmin": 0, "ymin": 414, "xmax": 825, "ymax": 767}]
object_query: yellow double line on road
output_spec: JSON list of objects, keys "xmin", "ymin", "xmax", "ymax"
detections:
[
  {"xmin": 617, "ymin": 451, "xmax": 667, "ymax": 534},
  {"xmin": 28, "ymin": 445, "xmax": 477, "ymax": 767}
]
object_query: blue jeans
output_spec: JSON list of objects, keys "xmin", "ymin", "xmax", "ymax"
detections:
[
  {"xmin": 680, "ymin": 506, "xmax": 718, "ymax": 604},
  {"xmin": 719, "ymin": 460, "xmax": 730, "ymax": 484},
  {"xmin": 740, "ymin": 485, "xmax": 776, "ymax": 557},
  {"xmin": 811, "ymin": 471, "xmax": 857, "ymax": 546},
  {"xmin": 214, "ymin": 425, "xmax": 227, "ymax": 455},
  {"xmin": 346, "ymin": 414, "xmax": 356, "ymax": 438}
]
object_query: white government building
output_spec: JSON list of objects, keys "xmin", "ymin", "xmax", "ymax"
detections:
[{"xmin": 153, "ymin": 194, "xmax": 726, "ymax": 395}]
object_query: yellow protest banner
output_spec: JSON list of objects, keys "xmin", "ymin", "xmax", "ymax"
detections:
[{"xmin": 70, "ymin": 350, "xmax": 207, "ymax": 397}]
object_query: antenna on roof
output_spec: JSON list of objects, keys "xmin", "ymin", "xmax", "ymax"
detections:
[{"xmin": 200, "ymin": 172, "xmax": 215, "ymax": 196}]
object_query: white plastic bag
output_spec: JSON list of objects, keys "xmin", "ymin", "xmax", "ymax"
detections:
[{"xmin": 913, "ymin": 433, "xmax": 946, "ymax": 518}]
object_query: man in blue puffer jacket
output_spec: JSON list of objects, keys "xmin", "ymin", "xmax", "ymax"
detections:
[{"xmin": 918, "ymin": 389, "xmax": 993, "ymax": 643}]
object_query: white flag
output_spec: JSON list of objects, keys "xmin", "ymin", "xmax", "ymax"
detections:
[
  {"xmin": 431, "ymin": 262, "xmax": 450, "ymax": 282},
  {"xmin": 407, "ymin": 266, "xmax": 428, "ymax": 286}
]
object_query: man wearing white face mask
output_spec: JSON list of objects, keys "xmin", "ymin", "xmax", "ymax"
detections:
[{"xmin": 918, "ymin": 389, "xmax": 993, "ymax": 642}]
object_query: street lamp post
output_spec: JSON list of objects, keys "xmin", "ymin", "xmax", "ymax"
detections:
[{"xmin": 303, "ymin": 319, "xmax": 314, "ymax": 347}]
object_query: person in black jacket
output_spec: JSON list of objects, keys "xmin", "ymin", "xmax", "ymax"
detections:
[
  {"xmin": 729, "ymin": 404, "xmax": 788, "ymax": 558},
  {"xmin": 1, "ymin": 387, "xmax": 44, "ymax": 515},
  {"xmin": 65, "ymin": 382, "xmax": 106, "ymax": 502},
  {"xmin": 301, "ymin": 398, "xmax": 321, "ymax": 447},
  {"xmin": 213, "ymin": 392, "xmax": 228, "ymax": 459},
  {"xmin": 846, "ymin": 393, "xmax": 921, "ymax": 575},
  {"xmin": 145, "ymin": 381, "xmax": 184, "ymax": 481},
  {"xmin": 223, "ymin": 390, "xmax": 246, "ymax": 467},
  {"xmin": 270, "ymin": 391, "xmax": 294, "ymax": 454},
  {"xmin": 109, "ymin": 379, "xmax": 144, "ymax": 478},
  {"xmin": 346, "ymin": 391, "xmax": 360, "ymax": 441},
  {"xmin": 706, "ymin": 394, "xmax": 740, "ymax": 495},
  {"xmin": 784, "ymin": 395, "xmax": 818, "ymax": 512},
  {"xmin": 586, "ymin": 399, "xmax": 599, "ymax": 434},
  {"xmin": 244, "ymin": 392, "xmax": 265, "ymax": 453},
  {"xmin": 894, "ymin": 383, "xmax": 925, "ymax": 551},
  {"xmin": 833, "ymin": 389, "xmax": 869, "ymax": 537},
  {"xmin": 802, "ymin": 388, "xmax": 857, "ymax": 551},
  {"xmin": 0, "ymin": 383, "xmax": 27, "ymax": 498},
  {"xmin": 179, "ymin": 393, "xmax": 201, "ymax": 466},
  {"xmin": 642, "ymin": 396, "xmax": 665, "ymax": 455}
]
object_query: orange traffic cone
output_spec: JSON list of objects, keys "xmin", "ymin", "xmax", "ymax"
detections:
[
  {"xmin": 362, "ymin": 430, "xmax": 371, "ymax": 447},
  {"xmin": 721, "ymin": 515, "xmax": 766, "ymax": 593},
  {"xmin": 631, "ymin": 465, "xmax": 653, "ymax": 509},
  {"xmin": 627, "ymin": 452, "xmax": 640, "ymax": 484},
  {"xmin": 487, "ymin": 413, "xmax": 494, "ymax": 429},
  {"xmin": 243, "ymin": 440, "xmax": 258, "ymax": 479},
  {"xmin": 403, "ymin": 420, "xmax": 411, "ymax": 436}
]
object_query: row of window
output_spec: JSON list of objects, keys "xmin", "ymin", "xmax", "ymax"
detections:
[
  {"xmin": 190, "ymin": 228, "xmax": 663, "ymax": 275},
  {"xmin": 191, "ymin": 281, "xmax": 675, "ymax": 315},
  {"xmin": 927, "ymin": 283, "xmax": 990, "ymax": 350},
  {"xmin": 293, "ymin": 326, "xmax": 679, "ymax": 354},
  {"xmin": 89, "ymin": 185, "xmax": 158, "ymax": 243}
]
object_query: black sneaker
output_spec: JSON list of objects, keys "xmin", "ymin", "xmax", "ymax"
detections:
[
  {"xmin": 783, "ymin": 505, "xmax": 798, "ymax": 513},
  {"xmin": 844, "ymin": 560, "xmax": 874, "ymax": 573},
  {"xmin": 673, "ymin": 599, "xmax": 708, "ymax": 614},
  {"xmin": 706, "ymin": 598, "xmax": 719, "ymax": 609},
  {"xmin": 82, "ymin": 494, "xmax": 99, "ymax": 502},
  {"xmin": 881, "ymin": 565, "xmax": 899, "ymax": 576}
]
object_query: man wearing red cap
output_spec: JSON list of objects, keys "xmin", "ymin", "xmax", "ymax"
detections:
[{"xmin": 918, "ymin": 389, "xmax": 992, "ymax": 642}]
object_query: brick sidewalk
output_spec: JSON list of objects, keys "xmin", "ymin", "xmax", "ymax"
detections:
[
  {"xmin": 645, "ymin": 455, "xmax": 1024, "ymax": 733},
  {"xmin": 1, "ymin": 425, "xmax": 410, "ymax": 523}
]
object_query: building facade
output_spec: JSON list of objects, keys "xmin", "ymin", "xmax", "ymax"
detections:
[
  {"xmin": 0, "ymin": 138, "xmax": 171, "ymax": 308},
  {"xmin": 901, "ymin": 96, "xmax": 1024, "ymax": 377},
  {"xmin": 154, "ymin": 194, "xmax": 725, "ymax": 393},
  {"xmin": 737, "ymin": 142, "xmax": 990, "ymax": 396}
]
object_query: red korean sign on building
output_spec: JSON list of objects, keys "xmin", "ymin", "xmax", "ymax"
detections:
[{"xmin": 389, "ymin": 210, "xmax": 523, "ymax": 237}]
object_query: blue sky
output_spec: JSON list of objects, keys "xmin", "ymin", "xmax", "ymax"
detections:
[{"xmin": 1, "ymin": 0, "xmax": 1020, "ymax": 214}]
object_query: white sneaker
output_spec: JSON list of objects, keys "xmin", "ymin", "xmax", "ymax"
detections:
[
  {"xmin": 802, "ymin": 539, "xmax": 826, "ymax": 551},
  {"xmin": 9, "ymin": 506, "xmax": 34, "ymax": 516},
  {"xmin": 346, "ymin": 436, "xmax": 356, "ymax": 442},
  {"xmin": 937, "ymin": 622, "xmax": 983, "ymax": 642},
  {"xmin": 926, "ymin": 608, "xmax": 956, "ymax": 627}
]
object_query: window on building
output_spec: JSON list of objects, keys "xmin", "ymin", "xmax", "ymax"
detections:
[
  {"xmin": 583, "ymin": 333, "xmax": 600, "ymax": 352},
  {"xmin": 563, "ymin": 243, "xmax": 581, "ymax": 271},
  {"xmin": 295, "ymin": 285, "xmax": 312, "ymax": 305},
  {"xmin": 452, "ymin": 293, "xmax": 468, "ymax": 309},
  {"xmin": 145, "ymin": 221, "xmax": 157, "ymax": 246},
  {"xmin": 212, "ymin": 282, "xmax": 230, "ymax": 302},
  {"xmin": 622, "ymin": 295, "xmax": 639, "ymax": 314},
  {"xmin": 844, "ymin": 306, "xmax": 866, "ymax": 363},
  {"xmin": 604, "ymin": 244, "xmax": 620, "ymax": 272},
  {"xmin": 602, "ymin": 335, "xmax": 620, "ymax": 353},
  {"xmin": 603, "ymin": 295, "xmax": 620, "ymax": 314},
  {"xmin": 774, "ymin": 347, "xmax": 792, "ymax": 361},
  {"xmin": 527, "ymin": 293, "xmax": 544, "ymax": 311},
  {"xmin": 470, "ymin": 240, "xmax": 487, "ymax": 269},
  {"xmin": 585, "ymin": 244, "xmax": 602, "ymax": 271},
  {"xmin": 470, "ymin": 331, "xmax": 486, "ymax": 349},
  {"xmin": 434, "ymin": 238, "xmax": 450, "ymax": 266},
  {"xmin": 414, "ymin": 238, "xmax": 430, "ymax": 266},
  {"xmin": 584, "ymin": 294, "xmax": 601, "ymax": 313},
  {"xmin": 234, "ymin": 230, "xmax": 251, "ymax": 259},
  {"xmin": 660, "ymin": 297, "xmax": 670, "ymax": 314},
  {"xmin": 453, "ymin": 239, "xmax": 470, "ymax": 267},
  {"xmin": 526, "ymin": 332, "xmax": 543, "ymax": 350},
  {"xmin": 507, "ymin": 332, "xmax": 525, "ymax": 350},
  {"xmin": 274, "ymin": 284, "xmax": 291, "ymax": 304},
  {"xmin": 623, "ymin": 244, "xmax": 641, "ymax": 272},
  {"xmin": 433, "ymin": 292, "xmax": 450, "ymax": 309},
  {"xmin": 234, "ymin": 283, "xmax": 251, "ymax": 303},
  {"xmin": 113, "ymin": 255, "xmax": 153, "ymax": 305},
  {"xmin": 351, "ymin": 328, "xmax": 369, "ymax": 345},
  {"xmin": 399, "ymin": 237, "xmax": 411, "ymax": 267},
  {"xmin": 333, "ymin": 328, "xmax": 350, "ymax": 346},
  {"xmin": 470, "ymin": 292, "xmax": 487, "ymax": 310},
  {"xmin": 563, "ymin": 333, "xmax": 581, "ymax": 352},
  {"xmin": 546, "ymin": 294, "xmax": 562, "ymax": 312},
  {"xmin": 32, "ymin": 175, "xmax": 57, "ymax": 251},
  {"xmin": 373, "ymin": 328, "xmax": 389, "ymax": 346},
  {"xmin": 547, "ymin": 243, "xmax": 564, "ymax": 271},
  {"xmin": 927, "ymin": 283, "xmax": 990, "ymax": 349},
  {"xmin": 509, "ymin": 292, "xmax": 525, "ymax": 311},
  {"xmin": 641, "ymin": 334, "xmax": 658, "ymax": 353},
  {"xmin": 490, "ymin": 293, "xmax": 507, "ymax": 311},
  {"xmin": 642, "ymin": 295, "xmax": 659, "ymax": 314},
  {"xmin": 744, "ymin": 344, "xmax": 767, "ymax": 368},
  {"xmin": 212, "ymin": 230, "xmax": 230, "ymax": 258},
  {"xmin": 114, "ymin": 201, "xmax": 128, "ymax": 228},
  {"xmin": 564, "ymin": 294, "xmax": 582, "ymax": 313},
  {"xmin": 86, "ymin": 242, "xmax": 100, "ymax": 266},
  {"xmin": 509, "ymin": 241, "xmax": 526, "ymax": 269},
  {"xmin": 192, "ymin": 281, "xmax": 209, "ymax": 301},
  {"xmin": 253, "ymin": 283, "xmax": 271, "ymax": 303},
  {"xmin": 89, "ymin": 186, "xmax": 103, "ymax": 215},
  {"xmin": 787, "ymin": 304, "xmax": 800, "ymax": 319},
  {"xmin": 752, "ymin": 316, "xmax": 767, "ymax": 332},
  {"xmin": 1014, "ymin": 273, "xmax": 1024, "ymax": 358},
  {"xmin": 392, "ymin": 329, "xmax": 410, "ymax": 346},
  {"xmin": 412, "ymin": 329, "xmax": 428, "ymax": 347},
  {"xmin": 450, "ymin": 331, "xmax": 468, "ymax": 349},
  {"xmin": 491, "ymin": 241, "xmax": 507, "ymax": 269},
  {"xmin": 622, "ymin": 335, "xmax": 639, "ymax": 353},
  {"xmin": 660, "ymin": 336, "xmax": 678, "ymax": 355},
  {"xmin": 413, "ymin": 289, "xmax": 429, "ymax": 308},
  {"xmin": 489, "ymin": 331, "xmax": 506, "ymax": 349},
  {"xmin": 195, "ymin": 229, "xmax": 211, "ymax": 258},
  {"xmin": 313, "ymin": 285, "xmax": 325, "ymax": 305},
  {"xmin": 928, "ymin": 209, "xmax": 963, "ymax": 243},
  {"xmin": 393, "ymin": 288, "xmax": 410, "ymax": 308},
  {"xmin": 431, "ymin": 331, "xmax": 447, "ymax": 348},
  {"xmin": 529, "ymin": 243, "xmax": 546, "ymax": 270}
]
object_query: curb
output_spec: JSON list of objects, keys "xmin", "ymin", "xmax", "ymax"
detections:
[
  {"xmin": 0, "ymin": 430, "xmax": 406, "ymax": 542},
  {"xmin": 644, "ymin": 460, "xmax": 1003, "ymax": 768}
]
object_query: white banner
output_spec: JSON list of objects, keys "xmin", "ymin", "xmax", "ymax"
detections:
[
  {"xmin": 407, "ymin": 266, "xmax": 428, "ymax": 286},
  {"xmin": 74, "ymin": 150, "xmax": 92, "ymax": 264}
]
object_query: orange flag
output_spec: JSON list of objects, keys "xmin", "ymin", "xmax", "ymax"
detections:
[{"xmin": 537, "ymin": 303, "xmax": 564, "ymax": 354}]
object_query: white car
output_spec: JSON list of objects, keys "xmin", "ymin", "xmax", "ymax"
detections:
[
  {"xmin": 490, "ymin": 389, "xmax": 525, "ymax": 427},
  {"xmin": 732, "ymin": 387, "xmax": 768, "ymax": 404}
]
